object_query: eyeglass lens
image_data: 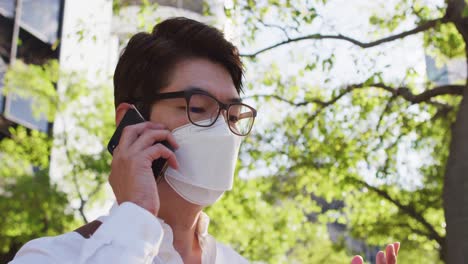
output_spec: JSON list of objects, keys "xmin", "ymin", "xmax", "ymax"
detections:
[{"xmin": 187, "ymin": 93, "xmax": 254, "ymax": 135}]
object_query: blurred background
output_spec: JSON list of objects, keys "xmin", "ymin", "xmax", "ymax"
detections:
[{"xmin": 0, "ymin": 0, "xmax": 467, "ymax": 263}]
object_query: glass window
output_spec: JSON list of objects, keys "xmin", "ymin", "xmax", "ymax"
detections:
[
  {"xmin": 0, "ymin": 0, "xmax": 62, "ymax": 44},
  {"xmin": 0, "ymin": 1, "xmax": 15, "ymax": 18},
  {"xmin": 5, "ymin": 95, "xmax": 49, "ymax": 132},
  {"xmin": 0, "ymin": 1, "xmax": 56, "ymax": 133},
  {"xmin": 2, "ymin": 53, "xmax": 49, "ymax": 132},
  {"xmin": 21, "ymin": 0, "xmax": 62, "ymax": 44}
]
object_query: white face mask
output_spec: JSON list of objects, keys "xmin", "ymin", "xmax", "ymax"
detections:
[{"xmin": 164, "ymin": 118, "xmax": 243, "ymax": 206}]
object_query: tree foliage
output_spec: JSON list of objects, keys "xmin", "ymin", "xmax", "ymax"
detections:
[
  {"xmin": 218, "ymin": 0, "xmax": 467, "ymax": 262},
  {"xmin": 0, "ymin": 60, "xmax": 114, "ymax": 260}
]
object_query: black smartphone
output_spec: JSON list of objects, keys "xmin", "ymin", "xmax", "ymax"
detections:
[{"xmin": 107, "ymin": 105, "xmax": 172, "ymax": 180}]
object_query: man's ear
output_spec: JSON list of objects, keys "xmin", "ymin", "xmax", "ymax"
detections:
[{"xmin": 115, "ymin": 103, "xmax": 133, "ymax": 127}]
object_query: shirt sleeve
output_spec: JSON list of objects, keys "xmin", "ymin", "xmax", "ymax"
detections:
[
  {"xmin": 215, "ymin": 241, "xmax": 250, "ymax": 264},
  {"xmin": 10, "ymin": 202, "xmax": 164, "ymax": 264}
]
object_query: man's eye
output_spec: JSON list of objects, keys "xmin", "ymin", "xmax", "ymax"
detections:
[
  {"xmin": 229, "ymin": 115, "xmax": 239, "ymax": 123},
  {"xmin": 189, "ymin": 107, "xmax": 206, "ymax": 113}
]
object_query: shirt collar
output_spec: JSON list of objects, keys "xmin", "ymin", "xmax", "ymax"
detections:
[
  {"xmin": 196, "ymin": 211, "xmax": 210, "ymax": 237},
  {"xmin": 107, "ymin": 202, "xmax": 211, "ymax": 237}
]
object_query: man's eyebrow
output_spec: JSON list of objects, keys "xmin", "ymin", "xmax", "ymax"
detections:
[
  {"xmin": 186, "ymin": 86, "xmax": 242, "ymax": 103},
  {"xmin": 228, "ymin": 97, "xmax": 242, "ymax": 103},
  {"xmin": 186, "ymin": 86, "xmax": 206, "ymax": 93}
]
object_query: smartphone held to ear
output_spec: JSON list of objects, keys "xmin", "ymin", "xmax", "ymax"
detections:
[{"xmin": 107, "ymin": 105, "xmax": 173, "ymax": 180}]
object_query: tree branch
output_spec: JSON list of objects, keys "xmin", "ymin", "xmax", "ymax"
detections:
[
  {"xmin": 249, "ymin": 84, "xmax": 461, "ymax": 149},
  {"xmin": 297, "ymin": 85, "xmax": 355, "ymax": 133},
  {"xmin": 372, "ymin": 83, "xmax": 464, "ymax": 103},
  {"xmin": 352, "ymin": 178, "xmax": 445, "ymax": 245},
  {"xmin": 376, "ymin": 95, "xmax": 397, "ymax": 132},
  {"xmin": 87, "ymin": 168, "xmax": 106, "ymax": 201},
  {"xmin": 293, "ymin": 83, "xmax": 460, "ymax": 133},
  {"xmin": 256, "ymin": 84, "xmax": 461, "ymax": 110},
  {"xmin": 245, "ymin": 94, "xmax": 326, "ymax": 107},
  {"xmin": 241, "ymin": 18, "xmax": 446, "ymax": 57},
  {"xmin": 394, "ymin": 222, "xmax": 433, "ymax": 239},
  {"xmin": 257, "ymin": 20, "xmax": 294, "ymax": 40},
  {"xmin": 376, "ymin": 133, "xmax": 405, "ymax": 176}
]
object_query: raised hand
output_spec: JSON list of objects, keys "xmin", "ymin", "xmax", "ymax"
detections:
[
  {"xmin": 109, "ymin": 122, "xmax": 179, "ymax": 216},
  {"xmin": 351, "ymin": 242, "xmax": 400, "ymax": 264}
]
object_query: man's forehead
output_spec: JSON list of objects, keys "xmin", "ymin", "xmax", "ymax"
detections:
[
  {"xmin": 185, "ymin": 86, "xmax": 241, "ymax": 103},
  {"xmin": 166, "ymin": 58, "xmax": 240, "ymax": 100}
]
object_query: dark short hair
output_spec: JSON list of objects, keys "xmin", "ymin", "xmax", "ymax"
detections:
[{"xmin": 113, "ymin": 17, "xmax": 244, "ymax": 119}]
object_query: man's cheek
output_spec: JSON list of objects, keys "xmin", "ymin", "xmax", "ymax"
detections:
[{"xmin": 168, "ymin": 115, "xmax": 191, "ymax": 131}]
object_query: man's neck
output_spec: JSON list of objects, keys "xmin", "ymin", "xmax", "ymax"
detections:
[{"xmin": 157, "ymin": 179, "xmax": 203, "ymax": 262}]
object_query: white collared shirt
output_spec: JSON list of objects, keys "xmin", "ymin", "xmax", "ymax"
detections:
[{"xmin": 9, "ymin": 202, "xmax": 249, "ymax": 264}]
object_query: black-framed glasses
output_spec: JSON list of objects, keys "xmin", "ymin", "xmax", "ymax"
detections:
[{"xmin": 151, "ymin": 87, "xmax": 257, "ymax": 136}]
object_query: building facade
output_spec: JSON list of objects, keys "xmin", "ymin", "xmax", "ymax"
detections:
[{"xmin": 0, "ymin": 0, "xmax": 65, "ymax": 138}]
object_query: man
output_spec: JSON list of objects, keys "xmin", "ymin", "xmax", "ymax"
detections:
[{"xmin": 10, "ymin": 17, "xmax": 398, "ymax": 264}]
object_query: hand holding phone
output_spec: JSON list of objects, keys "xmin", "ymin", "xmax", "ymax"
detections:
[
  {"xmin": 107, "ymin": 106, "xmax": 175, "ymax": 179},
  {"xmin": 106, "ymin": 105, "xmax": 179, "ymax": 216}
]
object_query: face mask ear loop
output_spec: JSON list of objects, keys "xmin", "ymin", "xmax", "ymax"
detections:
[{"xmin": 156, "ymin": 174, "xmax": 164, "ymax": 184}]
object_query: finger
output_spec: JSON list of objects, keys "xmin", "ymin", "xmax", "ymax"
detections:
[
  {"xmin": 141, "ymin": 123, "xmax": 167, "ymax": 133},
  {"xmin": 119, "ymin": 122, "xmax": 163, "ymax": 150},
  {"xmin": 130, "ymin": 129, "xmax": 179, "ymax": 152},
  {"xmin": 376, "ymin": 251, "xmax": 386, "ymax": 264},
  {"xmin": 386, "ymin": 244, "xmax": 397, "ymax": 264},
  {"xmin": 143, "ymin": 143, "xmax": 179, "ymax": 170},
  {"xmin": 393, "ymin": 242, "xmax": 400, "ymax": 256},
  {"xmin": 351, "ymin": 255, "xmax": 363, "ymax": 264}
]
